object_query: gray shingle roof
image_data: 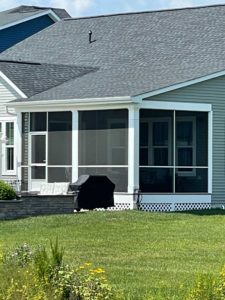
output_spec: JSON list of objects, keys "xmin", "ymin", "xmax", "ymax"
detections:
[
  {"xmin": 0, "ymin": 60, "xmax": 97, "ymax": 97},
  {"xmin": 2, "ymin": 5, "xmax": 225, "ymax": 101},
  {"xmin": 0, "ymin": 5, "xmax": 70, "ymax": 28}
]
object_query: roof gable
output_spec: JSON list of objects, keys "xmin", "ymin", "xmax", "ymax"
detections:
[{"xmin": 0, "ymin": 5, "xmax": 70, "ymax": 29}]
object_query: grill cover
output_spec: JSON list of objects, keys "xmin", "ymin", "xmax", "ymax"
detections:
[{"xmin": 70, "ymin": 175, "xmax": 115, "ymax": 210}]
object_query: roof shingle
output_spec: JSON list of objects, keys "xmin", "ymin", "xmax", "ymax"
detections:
[{"xmin": 1, "ymin": 5, "xmax": 225, "ymax": 101}]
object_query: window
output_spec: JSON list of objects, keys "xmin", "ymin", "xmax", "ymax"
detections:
[
  {"xmin": 1, "ymin": 121, "xmax": 15, "ymax": 174},
  {"xmin": 6, "ymin": 122, "xmax": 14, "ymax": 171}
]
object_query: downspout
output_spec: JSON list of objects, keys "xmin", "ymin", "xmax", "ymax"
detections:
[{"xmin": 5, "ymin": 105, "xmax": 17, "ymax": 116}]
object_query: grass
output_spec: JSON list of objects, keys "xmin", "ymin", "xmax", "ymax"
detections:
[{"xmin": 1, "ymin": 210, "xmax": 225, "ymax": 299}]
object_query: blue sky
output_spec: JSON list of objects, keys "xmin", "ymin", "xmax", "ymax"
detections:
[{"xmin": 1, "ymin": 0, "xmax": 225, "ymax": 17}]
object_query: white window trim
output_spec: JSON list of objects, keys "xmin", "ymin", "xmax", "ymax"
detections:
[{"xmin": 2, "ymin": 120, "xmax": 16, "ymax": 176}]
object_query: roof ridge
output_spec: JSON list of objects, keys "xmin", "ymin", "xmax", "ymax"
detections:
[
  {"xmin": 63, "ymin": 3, "xmax": 225, "ymax": 21},
  {"xmin": 0, "ymin": 59, "xmax": 41, "ymax": 65},
  {"xmin": 10, "ymin": 5, "xmax": 63, "ymax": 11}
]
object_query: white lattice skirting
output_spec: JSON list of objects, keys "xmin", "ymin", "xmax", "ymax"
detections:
[
  {"xmin": 139, "ymin": 202, "xmax": 211, "ymax": 212},
  {"xmin": 97, "ymin": 203, "xmax": 132, "ymax": 211}
]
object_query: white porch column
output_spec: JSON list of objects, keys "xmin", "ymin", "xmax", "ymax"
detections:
[
  {"xmin": 15, "ymin": 112, "xmax": 22, "ymax": 182},
  {"xmin": 128, "ymin": 105, "xmax": 140, "ymax": 194},
  {"xmin": 72, "ymin": 110, "xmax": 79, "ymax": 182}
]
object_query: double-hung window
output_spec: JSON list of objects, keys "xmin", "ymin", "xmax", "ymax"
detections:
[
  {"xmin": 1, "ymin": 121, "xmax": 15, "ymax": 174},
  {"xmin": 6, "ymin": 122, "xmax": 14, "ymax": 171}
]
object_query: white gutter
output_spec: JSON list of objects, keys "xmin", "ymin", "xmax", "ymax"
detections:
[{"xmin": 7, "ymin": 96, "xmax": 135, "ymax": 108}]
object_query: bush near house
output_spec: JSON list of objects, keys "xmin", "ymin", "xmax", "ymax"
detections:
[{"xmin": 0, "ymin": 180, "xmax": 16, "ymax": 200}]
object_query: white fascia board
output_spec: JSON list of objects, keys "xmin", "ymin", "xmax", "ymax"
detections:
[
  {"xmin": 133, "ymin": 69, "xmax": 225, "ymax": 101},
  {"xmin": 47, "ymin": 10, "xmax": 61, "ymax": 22},
  {"xmin": 6, "ymin": 96, "xmax": 133, "ymax": 108},
  {"xmin": 141, "ymin": 100, "xmax": 212, "ymax": 112},
  {"xmin": 0, "ymin": 71, "xmax": 27, "ymax": 98},
  {"xmin": 0, "ymin": 9, "xmax": 60, "ymax": 31}
]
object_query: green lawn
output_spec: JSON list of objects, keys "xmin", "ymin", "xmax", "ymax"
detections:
[{"xmin": 1, "ymin": 210, "xmax": 225, "ymax": 299}]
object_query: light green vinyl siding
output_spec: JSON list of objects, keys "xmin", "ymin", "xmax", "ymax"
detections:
[
  {"xmin": 144, "ymin": 75, "xmax": 225, "ymax": 206},
  {"xmin": 0, "ymin": 76, "xmax": 17, "ymax": 115}
]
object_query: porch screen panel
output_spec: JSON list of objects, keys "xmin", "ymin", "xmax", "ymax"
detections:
[
  {"xmin": 139, "ymin": 109, "xmax": 209, "ymax": 194},
  {"xmin": 139, "ymin": 109, "xmax": 174, "ymax": 193},
  {"xmin": 78, "ymin": 167, "xmax": 128, "ymax": 193},
  {"xmin": 175, "ymin": 111, "xmax": 208, "ymax": 193},
  {"xmin": 175, "ymin": 168, "xmax": 208, "ymax": 193},
  {"xmin": 30, "ymin": 112, "xmax": 46, "ymax": 131},
  {"xmin": 31, "ymin": 135, "xmax": 46, "ymax": 164},
  {"xmin": 139, "ymin": 167, "xmax": 173, "ymax": 193},
  {"xmin": 79, "ymin": 110, "xmax": 128, "ymax": 165},
  {"xmin": 78, "ymin": 109, "xmax": 128, "ymax": 192},
  {"xmin": 48, "ymin": 112, "xmax": 72, "ymax": 165},
  {"xmin": 175, "ymin": 111, "xmax": 208, "ymax": 167},
  {"xmin": 48, "ymin": 167, "xmax": 72, "ymax": 183}
]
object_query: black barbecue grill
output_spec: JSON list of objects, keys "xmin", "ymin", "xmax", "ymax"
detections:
[{"xmin": 70, "ymin": 175, "xmax": 115, "ymax": 211}]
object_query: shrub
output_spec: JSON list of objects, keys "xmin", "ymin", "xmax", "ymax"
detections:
[
  {"xmin": 0, "ymin": 240, "xmax": 122, "ymax": 300},
  {"xmin": 186, "ymin": 274, "xmax": 217, "ymax": 300},
  {"xmin": 3, "ymin": 243, "xmax": 33, "ymax": 267},
  {"xmin": 34, "ymin": 238, "xmax": 64, "ymax": 283},
  {"xmin": 0, "ymin": 180, "xmax": 16, "ymax": 200}
]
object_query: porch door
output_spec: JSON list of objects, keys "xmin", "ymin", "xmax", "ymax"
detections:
[{"xmin": 29, "ymin": 133, "xmax": 47, "ymax": 191}]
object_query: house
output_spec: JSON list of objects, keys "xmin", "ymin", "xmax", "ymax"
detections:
[
  {"xmin": 0, "ymin": 5, "xmax": 70, "ymax": 53},
  {"xmin": 0, "ymin": 4, "xmax": 224, "ymax": 211}
]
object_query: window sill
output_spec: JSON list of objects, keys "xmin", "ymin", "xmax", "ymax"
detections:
[{"xmin": 2, "ymin": 171, "xmax": 16, "ymax": 176}]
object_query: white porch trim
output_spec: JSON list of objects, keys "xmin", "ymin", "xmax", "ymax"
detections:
[
  {"xmin": 1, "ymin": 118, "xmax": 17, "ymax": 176},
  {"xmin": 72, "ymin": 110, "xmax": 79, "ymax": 183},
  {"xmin": 8, "ymin": 96, "xmax": 134, "ymax": 109},
  {"xmin": 208, "ymin": 111, "xmax": 213, "ymax": 194},
  {"xmin": 128, "ymin": 105, "xmax": 139, "ymax": 193},
  {"xmin": 141, "ymin": 100, "xmax": 212, "ymax": 112},
  {"xmin": 15, "ymin": 112, "xmax": 22, "ymax": 181},
  {"xmin": 139, "ymin": 100, "xmax": 212, "ymax": 197},
  {"xmin": 141, "ymin": 194, "xmax": 211, "ymax": 204}
]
